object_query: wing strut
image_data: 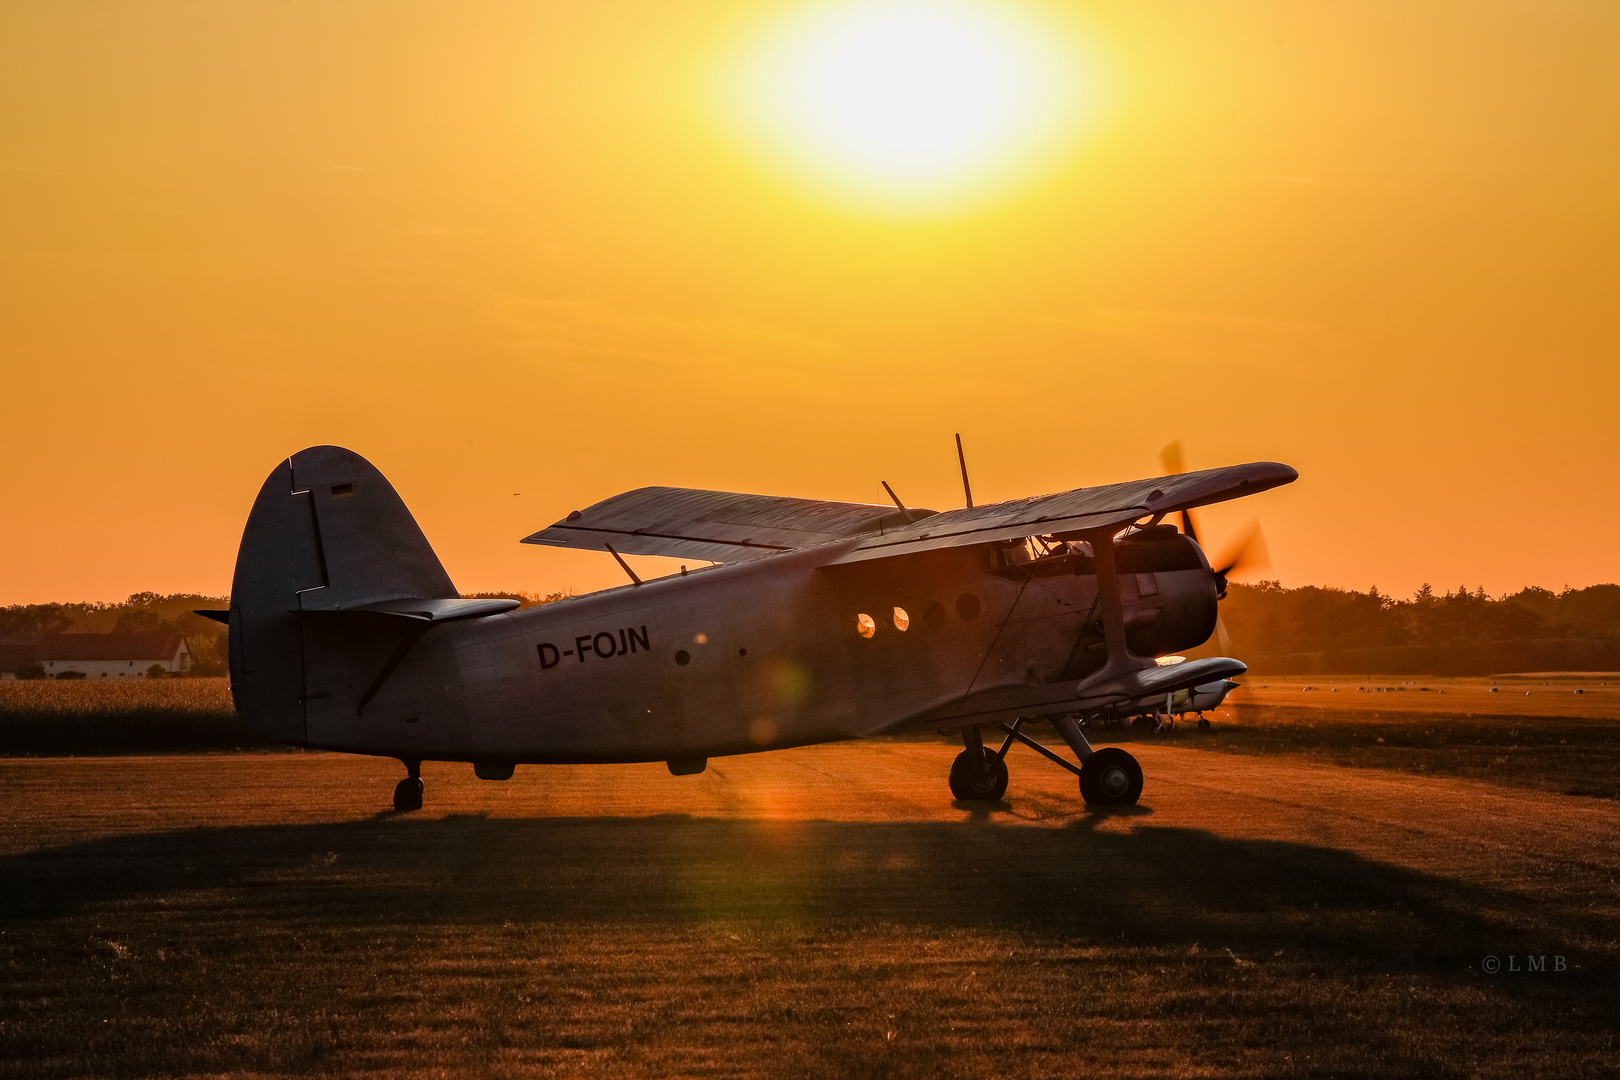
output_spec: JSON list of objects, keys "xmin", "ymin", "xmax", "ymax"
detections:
[
  {"xmin": 1046, "ymin": 523, "xmax": 1160, "ymax": 698},
  {"xmin": 956, "ymin": 572, "xmax": 1033, "ymax": 709},
  {"xmin": 1084, "ymin": 525, "xmax": 1136, "ymax": 673},
  {"xmin": 602, "ymin": 542, "xmax": 643, "ymax": 586},
  {"xmin": 880, "ymin": 481, "xmax": 917, "ymax": 524}
]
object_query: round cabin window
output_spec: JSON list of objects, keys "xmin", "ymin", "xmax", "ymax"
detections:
[
  {"xmin": 855, "ymin": 613, "xmax": 876, "ymax": 639},
  {"xmin": 892, "ymin": 606, "xmax": 910, "ymax": 631},
  {"xmin": 956, "ymin": 593, "xmax": 981, "ymax": 621}
]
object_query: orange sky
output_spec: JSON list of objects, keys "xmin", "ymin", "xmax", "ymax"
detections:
[{"xmin": 3, "ymin": 0, "xmax": 1617, "ymax": 606}]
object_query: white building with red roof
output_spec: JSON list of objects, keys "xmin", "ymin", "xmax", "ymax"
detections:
[{"xmin": 31, "ymin": 633, "xmax": 191, "ymax": 679}]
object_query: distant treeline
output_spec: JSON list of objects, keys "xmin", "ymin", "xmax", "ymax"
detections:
[
  {"xmin": 1203, "ymin": 581, "xmax": 1620, "ymax": 675},
  {"xmin": 8, "ymin": 583, "xmax": 1614, "ymax": 679}
]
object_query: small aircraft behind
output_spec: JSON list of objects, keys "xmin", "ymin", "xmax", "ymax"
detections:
[
  {"xmin": 204, "ymin": 442, "xmax": 1295, "ymax": 811},
  {"xmin": 1088, "ymin": 658, "xmax": 1243, "ymax": 733}
]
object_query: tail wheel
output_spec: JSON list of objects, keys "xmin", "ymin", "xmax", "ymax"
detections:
[
  {"xmin": 949, "ymin": 747, "xmax": 1009, "ymax": 802},
  {"xmin": 1079, "ymin": 747, "xmax": 1142, "ymax": 806},
  {"xmin": 393, "ymin": 777, "xmax": 424, "ymax": 812}
]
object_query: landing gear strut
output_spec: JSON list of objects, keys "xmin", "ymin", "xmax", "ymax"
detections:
[
  {"xmin": 394, "ymin": 759, "xmax": 423, "ymax": 812},
  {"xmin": 968, "ymin": 715, "xmax": 1144, "ymax": 807},
  {"xmin": 1048, "ymin": 715, "xmax": 1140, "ymax": 806},
  {"xmin": 946, "ymin": 519, "xmax": 1158, "ymax": 809},
  {"xmin": 946, "ymin": 738, "xmax": 1004, "ymax": 806},
  {"xmin": 949, "ymin": 725, "xmax": 1010, "ymax": 801}
]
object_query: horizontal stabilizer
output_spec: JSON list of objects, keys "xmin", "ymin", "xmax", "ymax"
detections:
[
  {"xmin": 193, "ymin": 609, "xmax": 229, "ymax": 624},
  {"xmin": 291, "ymin": 597, "xmax": 520, "ymax": 623},
  {"xmin": 524, "ymin": 487, "xmax": 929, "ymax": 564}
]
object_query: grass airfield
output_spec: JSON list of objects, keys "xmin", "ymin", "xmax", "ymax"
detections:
[
  {"xmin": 3, "ymin": 722, "xmax": 1618, "ymax": 1078},
  {"xmin": 1186, "ymin": 675, "xmax": 1620, "ymax": 800}
]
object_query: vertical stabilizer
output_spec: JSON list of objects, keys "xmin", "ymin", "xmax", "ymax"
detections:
[
  {"xmin": 286, "ymin": 446, "xmax": 455, "ymax": 610},
  {"xmin": 229, "ymin": 446, "xmax": 455, "ymax": 744}
]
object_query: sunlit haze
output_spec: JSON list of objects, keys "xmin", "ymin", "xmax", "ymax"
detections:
[
  {"xmin": 731, "ymin": 1, "xmax": 1090, "ymax": 210},
  {"xmin": 1, "ymin": 1, "xmax": 1616, "ymax": 604}
]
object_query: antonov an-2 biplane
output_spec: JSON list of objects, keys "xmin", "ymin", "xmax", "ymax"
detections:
[{"xmin": 205, "ymin": 443, "xmax": 1295, "ymax": 812}]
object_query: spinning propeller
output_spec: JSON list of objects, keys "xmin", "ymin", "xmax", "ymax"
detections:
[{"xmin": 1160, "ymin": 441, "xmax": 1272, "ymax": 653}]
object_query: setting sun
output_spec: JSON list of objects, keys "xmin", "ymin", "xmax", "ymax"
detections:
[{"xmin": 732, "ymin": 0, "xmax": 1088, "ymax": 210}]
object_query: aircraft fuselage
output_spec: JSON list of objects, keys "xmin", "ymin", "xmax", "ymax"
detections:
[{"xmin": 296, "ymin": 531, "xmax": 1218, "ymax": 766}]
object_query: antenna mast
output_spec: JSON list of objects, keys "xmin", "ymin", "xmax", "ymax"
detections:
[{"xmin": 955, "ymin": 433, "xmax": 974, "ymax": 510}]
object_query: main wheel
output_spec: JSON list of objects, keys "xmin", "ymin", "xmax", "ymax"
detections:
[
  {"xmin": 949, "ymin": 747, "xmax": 1009, "ymax": 802},
  {"xmin": 1079, "ymin": 747, "xmax": 1142, "ymax": 806},
  {"xmin": 393, "ymin": 776, "xmax": 424, "ymax": 812}
]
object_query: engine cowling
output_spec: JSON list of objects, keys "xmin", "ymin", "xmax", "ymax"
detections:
[{"xmin": 1114, "ymin": 525, "xmax": 1220, "ymax": 658}]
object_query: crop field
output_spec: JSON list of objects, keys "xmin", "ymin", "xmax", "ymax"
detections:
[{"xmin": 0, "ymin": 679, "xmax": 271, "ymax": 755}]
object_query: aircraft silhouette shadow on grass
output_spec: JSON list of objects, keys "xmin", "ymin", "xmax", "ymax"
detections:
[{"xmin": 0, "ymin": 812, "xmax": 1604, "ymax": 987}]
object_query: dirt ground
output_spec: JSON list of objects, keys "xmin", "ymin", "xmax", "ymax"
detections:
[{"xmin": 2, "ymin": 744, "xmax": 1616, "ymax": 1078}]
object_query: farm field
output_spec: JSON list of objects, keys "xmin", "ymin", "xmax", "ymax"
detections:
[
  {"xmin": 1, "ymin": 744, "xmax": 1616, "ymax": 1078},
  {"xmin": 0, "ymin": 679, "xmax": 264, "ymax": 755}
]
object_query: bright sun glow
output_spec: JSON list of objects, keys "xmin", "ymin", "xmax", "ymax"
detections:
[{"xmin": 731, "ymin": 1, "xmax": 1091, "ymax": 211}]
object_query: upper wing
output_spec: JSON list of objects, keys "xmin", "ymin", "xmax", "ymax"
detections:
[
  {"xmin": 522, "ymin": 487, "xmax": 933, "ymax": 563},
  {"xmin": 822, "ymin": 461, "xmax": 1297, "ymax": 566},
  {"xmin": 521, "ymin": 462, "xmax": 1295, "ymax": 567}
]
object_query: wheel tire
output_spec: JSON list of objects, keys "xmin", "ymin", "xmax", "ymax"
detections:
[
  {"xmin": 1079, "ymin": 747, "xmax": 1142, "ymax": 806},
  {"xmin": 393, "ymin": 777, "xmax": 424, "ymax": 812},
  {"xmin": 949, "ymin": 747, "xmax": 1009, "ymax": 801}
]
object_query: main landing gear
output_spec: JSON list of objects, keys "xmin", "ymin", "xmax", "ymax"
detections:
[
  {"xmin": 393, "ymin": 759, "xmax": 423, "ymax": 812},
  {"xmin": 949, "ymin": 747, "xmax": 1009, "ymax": 801},
  {"xmin": 1078, "ymin": 746, "xmax": 1143, "ymax": 805},
  {"xmin": 949, "ymin": 716, "xmax": 1143, "ymax": 807}
]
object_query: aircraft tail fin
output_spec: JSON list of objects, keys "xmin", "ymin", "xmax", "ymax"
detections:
[{"xmin": 228, "ymin": 446, "xmax": 456, "ymax": 744}]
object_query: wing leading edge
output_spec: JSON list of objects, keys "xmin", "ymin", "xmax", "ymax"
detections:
[{"xmin": 822, "ymin": 461, "xmax": 1297, "ymax": 565}]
